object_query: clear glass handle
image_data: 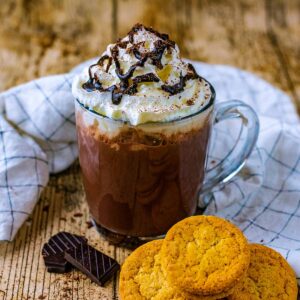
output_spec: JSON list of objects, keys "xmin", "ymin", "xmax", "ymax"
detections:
[{"xmin": 201, "ymin": 100, "xmax": 259, "ymax": 194}]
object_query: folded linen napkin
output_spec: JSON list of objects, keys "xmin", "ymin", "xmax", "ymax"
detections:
[{"xmin": 1, "ymin": 60, "xmax": 299, "ymax": 280}]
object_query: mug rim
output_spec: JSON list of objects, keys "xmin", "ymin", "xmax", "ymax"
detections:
[{"xmin": 75, "ymin": 76, "xmax": 216, "ymax": 126}]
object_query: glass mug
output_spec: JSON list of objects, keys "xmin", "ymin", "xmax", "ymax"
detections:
[{"xmin": 74, "ymin": 81, "xmax": 259, "ymax": 247}]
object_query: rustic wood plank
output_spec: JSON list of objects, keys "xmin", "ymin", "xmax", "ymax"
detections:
[
  {"xmin": 0, "ymin": 0, "xmax": 299, "ymax": 299},
  {"xmin": 265, "ymin": 0, "xmax": 300, "ymax": 114}
]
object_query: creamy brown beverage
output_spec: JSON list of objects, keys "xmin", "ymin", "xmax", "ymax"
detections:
[{"xmin": 72, "ymin": 24, "xmax": 214, "ymax": 245}]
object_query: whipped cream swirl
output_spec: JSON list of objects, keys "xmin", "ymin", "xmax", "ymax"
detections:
[{"xmin": 72, "ymin": 24, "xmax": 212, "ymax": 125}]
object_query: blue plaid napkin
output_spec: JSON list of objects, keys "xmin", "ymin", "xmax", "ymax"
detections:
[
  {"xmin": 1, "ymin": 60, "xmax": 299, "ymax": 281},
  {"xmin": 0, "ymin": 74, "xmax": 78, "ymax": 241}
]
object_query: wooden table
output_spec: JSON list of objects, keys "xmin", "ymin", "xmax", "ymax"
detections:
[{"xmin": 0, "ymin": 1, "xmax": 299, "ymax": 299}]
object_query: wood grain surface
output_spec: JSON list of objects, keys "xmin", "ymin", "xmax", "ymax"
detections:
[{"xmin": 0, "ymin": 0, "xmax": 299, "ymax": 299}]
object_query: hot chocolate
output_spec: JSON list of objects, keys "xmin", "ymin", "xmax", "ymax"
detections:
[{"xmin": 72, "ymin": 24, "xmax": 214, "ymax": 243}]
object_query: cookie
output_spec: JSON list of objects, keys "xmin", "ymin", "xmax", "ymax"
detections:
[
  {"xmin": 119, "ymin": 240, "xmax": 226, "ymax": 300},
  {"xmin": 228, "ymin": 244, "xmax": 298, "ymax": 300},
  {"xmin": 160, "ymin": 215, "xmax": 250, "ymax": 296}
]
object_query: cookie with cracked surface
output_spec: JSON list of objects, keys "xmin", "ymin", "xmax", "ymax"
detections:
[
  {"xmin": 160, "ymin": 215, "xmax": 250, "ymax": 296},
  {"xmin": 228, "ymin": 244, "xmax": 298, "ymax": 300},
  {"xmin": 119, "ymin": 239, "xmax": 228, "ymax": 300}
]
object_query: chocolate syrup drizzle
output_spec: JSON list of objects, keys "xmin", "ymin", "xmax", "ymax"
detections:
[
  {"xmin": 161, "ymin": 64, "xmax": 199, "ymax": 95},
  {"xmin": 82, "ymin": 24, "xmax": 200, "ymax": 105}
]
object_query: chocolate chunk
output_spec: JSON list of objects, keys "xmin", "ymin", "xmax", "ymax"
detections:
[
  {"xmin": 42, "ymin": 232, "xmax": 87, "ymax": 272},
  {"xmin": 64, "ymin": 243, "xmax": 120, "ymax": 286}
]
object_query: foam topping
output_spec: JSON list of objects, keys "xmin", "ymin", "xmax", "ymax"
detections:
[{"xmin": 72, "ymin": 23, "xmax": 212, "ymax": 125}]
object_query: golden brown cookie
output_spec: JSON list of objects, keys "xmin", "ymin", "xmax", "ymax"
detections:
[
  {"xmin": 160, "ymin": 215, "xmax": 250, "ymax": 296},
  {"xmin": 228, "ymin": 244, "xmax": 298, "ymax": 300},
  {"xmin": 119, "ymin": 239, "xmax": 228, "ymax": 300}
]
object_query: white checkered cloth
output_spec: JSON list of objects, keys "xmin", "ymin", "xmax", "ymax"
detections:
[{"xmin": 1, "ymin": 60, "xmax": 300, "ymax": 280}]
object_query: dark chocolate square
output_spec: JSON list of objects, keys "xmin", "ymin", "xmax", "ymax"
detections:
[
  {"xmin": 64, "ymin": 242, "xmax": 120, "ymax": 286},
  {"xmin": 42, "ymin": 232, "xmax": 87, "ymax": 272}
]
